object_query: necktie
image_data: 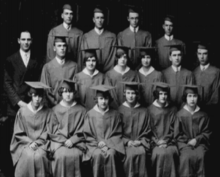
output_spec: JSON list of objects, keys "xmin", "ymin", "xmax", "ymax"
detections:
[{"xmin": 25, "ymin": 53, "xmax": 28, "ymax": 67}]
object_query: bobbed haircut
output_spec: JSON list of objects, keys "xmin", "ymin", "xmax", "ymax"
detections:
[
  {"xmin": 182, "ymin": 90, "xmax": 200, "ymax": 104},
  {"xmin": 153, "ymin": 88, "xmax": 170, "ymax": 100},
  {"xmin": 28, "ymin": 88, "xmax": 44, "ymax": 97}
]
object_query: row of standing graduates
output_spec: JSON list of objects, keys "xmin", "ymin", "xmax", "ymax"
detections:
[{"xmin": 10, "ymin": 80, "xmax": 211, "ymax": 177}]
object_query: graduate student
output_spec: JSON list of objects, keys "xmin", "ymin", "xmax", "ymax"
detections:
[
  {"xmin": 155, "ymin": 15, "xmax": 185, "ymax": 70},
  {"xmin": 147, "ymin": 82, "xmax": 178, "ymax": 177},
  {"xmin": 137, "ymin": 47, "xmax": 165, "ymax": 107},
  {"xmin": 41, "ymin": 36, "xmax": 78, "ymax": 107},
  {"xmin": 80, "ymin": 6, "xmax": 117, "ymax": 73},
  {"xmin": 74, "ymin": 49, "xmax": 105, "ymax": 110},
  {"xmin": 49, "ymin": 79, "xmax": 88, "ymax": 177},
  {"xmin": 118, "ymin": 82, "xmax": 150, "ymax": 177},
  {"xmin": 10, "ymin": 82, "xmax": 52, "ymax": 177},
  {"xmin": 46, "ymin": 4, "xmax": 83, "ymax": 63},
  {"xmin": 105, "ymin": 46, "xmax": 138, "ymax": 107},
  {"xmin": 117, "ymin": 7, "xmax": 152, "ymax": 70},
  {"xmin": 84, "ymin": 85, "xmax": 125, "ymax": 177},
  {"xmin": 163, "ymin": 44, "xmax": 194, "ymax": 108},
  {"xmin": 175, "ymin": 85, "xmax": 211, "ymax": 177}
]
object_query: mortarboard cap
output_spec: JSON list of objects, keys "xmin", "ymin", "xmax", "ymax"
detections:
[
  {"xmin": 165, "ymin": 44, "xmax": 184, "ymax": 52},
  {"xmin": 54, "ymin": 36, "xmax": 67, "ymax": 44},
  {"xmin": 90, "ymin": 85, "xmax": 115, "ymax": 92},
  {"xmin": 113, "ymin": 45, "xmax": 130, "ymax": 56},
  {"xmin": 135, "ymin": 47, "xmax": 156, "ymax": 56},
  {"xmin": 60, "ymin": 79, "xmax": 76, "ymax": 91},
  {"xmin": 63, "ymin": 4, "xmax": 73, "ymax": 11},
  {"xmin": 152, "ymin": 82, "xmax": 171, "ymax": 92},
  {"xmin": 25, "ymin": 82, "xmax": 50, "ymax": 89},
  {"xmin": 181, "ymin": 84, "xmax": 202, "ymax": 94},
  {"xmin": 120, "ymin": 81, "xmax": 141, "ymax": 91},
  {"xmin": 164, "ymin": 15, "xmax": 175, "ymax": 23},
  {"xmin": 81, "ymin": 48, "xmax": 99, "ymax": 59}
]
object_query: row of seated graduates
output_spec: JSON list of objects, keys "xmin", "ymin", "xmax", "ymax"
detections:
[{"xmin": 10, "ymin": 79, "xmax": 211, "ymax": 177}]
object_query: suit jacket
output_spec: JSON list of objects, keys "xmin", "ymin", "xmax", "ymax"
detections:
[{"xmin": 4, "ymin": 51, "xmax": 42, "ymax": 116}]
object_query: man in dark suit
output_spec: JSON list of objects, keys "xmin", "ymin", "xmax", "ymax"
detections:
[{"xmin": 2, "ymin": 29, "xmax": 42, "ymax": 177}]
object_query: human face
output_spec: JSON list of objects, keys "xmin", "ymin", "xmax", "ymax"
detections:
[
  {"xmin": 141, "ymin": 55, "xmax": 151, "ymax": 67},
  {"xmin": 169, "ymin": 50, "xmax": 182, "ymax": 67},
  {"xmin": 197, "ymin": 49, "xmax": 209, "ymax": 66},
  {"xmin": 125, "ymin": 89, "xmax": 137, "ymax": 104},
  {"xmin": 93, "ymin": 12, "xmax": 104, "ymax": 29},
  {"xmin": 128, "ymin": 12, "xmax": 139, "ymax": 28},
  {"xmin": 18, "ymin": 32, "xmax": 32, "ymax": 52},
  {"xmin": 158, "ymin": 91, "xmax": 168, "ymax": 104},
  {"xmin": 117, "ymin": 54, "xmax": 127, "ymax": 67},
  {"xmin": 62, "ymin": 9, "xmax": 73, "ymax": 25},
  {"xmin": 86, "ymin": 57, "xmax": 96, "ymax": 71},
  {"xmin": 97, "ymin": 96, "xmax": 109, "ymax": 111},
  {"xmin": 54, "ymin": 42, "xmax": 67, "ymax": 59},
  {"xmin": 186, "ymin": 93, "xmax": 198, "ymax": 108},
  {"xmin": 62, "ymin": 89, "xmax": 74, "ymax": 103},
  {"xmin": 163, "ymin": 20, "xmax": 173, "ymax": 36},
  {"xmin": 32, "ymin": 94, "xmax": 43, "ymax": 108}
]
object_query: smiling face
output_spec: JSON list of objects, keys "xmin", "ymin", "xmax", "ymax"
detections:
[
  {"xmin": 93, "ymin": 12, "xmax": 105, "ymax": 29},
  {"xmin": 18, "ymin": 32, "xmax": 32, "ymax": 52},
  {"xmin": 197, "ymin": 49, "xmax": 209, "ymax": 66},
  {"xmin": 128, "ymin": 12, "xmax": 139, "ymax": 28},
  {"xmin": 85, "ymin": 57, "xmax": 97, "ymax": 71},
  {"xmin": 169, "ymin": 50, "xmax": 182, "ymax": 67},
  {"xmin": 62, "ymin": 9, "xmax": 73, "ymax": 25}
]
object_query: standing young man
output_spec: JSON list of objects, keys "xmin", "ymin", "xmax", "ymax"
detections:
[
  {"xmin": 47, "ymin": 4, "xmax": 83, "ymax": 63},
  {"xmin": 117, "ymin": 7, "xmax": 152, "ymax": 70},
  {"xmin": 80, "ymin": 6, "xmax": 117, "ymax": 73}
]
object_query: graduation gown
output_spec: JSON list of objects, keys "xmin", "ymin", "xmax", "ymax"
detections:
[
  {"xmin": 49, "ymin": 103, "xmax": 87, "ymax": 177},
  {"xmin": 155, "ymin": 36, "xmax": 184, "ymax": 70},
  {"xmin": 84, "ymin": 107, "xmax": 125, "ymax": 177},
  {"xmin": 74, "ymin": 70, "xmax": 105, "ymax": 110},
  {"xmin": 10, "ymin": 105, "xmax": 53, "ymax": 177},
  {"xmin": 147, "ymin": 102, "xmax": 178, "ymax": 177},
  {"xmin": 163, "ymin": 67, "xmax": 194, "ymax": 107},
  {"xmin": 105, "ymin": 68, "xmax": 138, "ymax": 107},
  {"xmin": 80, "ymin": 29, "xmax": 117, "ymax": 73},
  {"xmin": 118, "ymin": 103, "xmax": 150, "ymax": 177},
  {"xmin": 4, "ymin": 51, "xmax": 42, "ymax": 116},
  {"xmin": 117, "ymin": 27, "xmax": 152, "ymax": 70},
  {"xmin": 137, "ymin": 68, "xmax": 165, "ymax": 107},
  {"xmin": 47, "ymin": 24, "xmax": 83, "ymax": 63},
  {"xmin": 175, "ymin": 107, "xmax": 211, "ymax": 177},
  {"xmin": 193, "ymin": 65, "xmax": 220, "ymax": 107},
  {"xmin": 40, "ymin": 59, "xmax": 78, "ymax": 107}
]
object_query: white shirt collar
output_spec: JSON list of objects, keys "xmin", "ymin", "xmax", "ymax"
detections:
[
  {"xmin": 130, "ymin": 26, "xmax": 139, "ymax": 33},
  {"xmin": 27, "ymin": 102, "xmax": 43, "ymax": 114},
  {"xmin": 60, "ymin": 100, "xmax": 77, "ymax": 107},
  {"xmin": 63, "ymin": 22, "xmax": 72, "ymax": 31},
  {"xmin": 114, "ymin": 66, "xmax": 130, "ymax": 75},
  {"xmin": 123, "ymin": 101, "xmax": 140, "ymax": 108},
  {"xmin": 94, "ymin": 27, "xmax": 104, "ymax": 35},
  {"xmin": 183, "ymin": 105, "xmax": 200, "ymax": 115},
  {"xmin": 20, "ymin": 49, "xmax": 30, "ymax": 67},
  {"xmin": 200, "ymin": 63, "xmax": 210, "ymax": 71},
  {"xmin": 172, "ymin": 65, "xmax": 181, "ymax": 72},
  {"xmin": 153, "ymin": 100, "xmax": 169, "ymax": 108},
  {"xmin": 139, "ymin": 66, "xmax": 155, "ymax": 76},
  {"xmin": 93, "ymin": 104, "xmax": 109, "ymax": 115},
  {"xmin": 83, "ymin": 68, "xmax": 99, "ymax": 77},
  {"xmin": 164, "ymin": 34, "xmax": 174, "ymax": 41},
  {"xmin": 55, "ymin": 56, "xmax": 65, "ymax": 65}
]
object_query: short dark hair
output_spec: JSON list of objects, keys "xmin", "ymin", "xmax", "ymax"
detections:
[
  {"xmin": 18, "ymin": 29, "xmax": 32, "ymax": 39},
  {"xmin": 182, "ymin": 91, "xmax": 200, "ymax": 104},
  {"xmin": 94, "ymin": 92, "xmax": 113, "ymax": 104},
  {"xmin": 153, "ymin": 89, "xmax": 170, "ymax": 101},
  {"xmin": 28, "ymin": 88, "xmax": 44, "ymax": 97}
]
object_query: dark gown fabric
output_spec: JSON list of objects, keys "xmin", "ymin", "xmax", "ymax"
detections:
[
  {"xmin": 175, "ymin": 107, "xmax": 211, "ymax": 177},
  {"xmin": 163, "ymin": 67, "xmax": 194, "ymax": 107},
  {"xmin": 80, "ymin": 29, "xmax": 117, "ymax": 73},
  {"xmin": 10, "ymin": 106, "xmax": 53, "ymax": 177},
  {"xmin": 105, "ymin": 68, "xmax": 138, "ymax": 108},
  {"xmin": 118, "ymin": 104, "xmax": 150, "ymax": 177},
  {"xmin": 117, "ymin": 28, "xmax": 152, "ymax": 70},
  {"xmin": 74, "ymin": 71, "xmax": 105, "ymax": 110},
  {"xmin": 84, "ymin": 107, "xmax": 125, "ymax": 177},
  {"xmin": 49, "ymin": 103, "xmax": 88, "ymax": 177},
  {"xmin": 137, "ymin": 69, "xmax": 165, "ymax": 107},
  {"xmin": 46, "ymin": 24, "xmax": 83, "ymax": 64},
  {"xmin": 147, "ymin": 103, "xmax": 178, "ymax": 177},
  {"xmin": 40, "ymin": 59, "xmax": 78, "ymax": 107}
]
